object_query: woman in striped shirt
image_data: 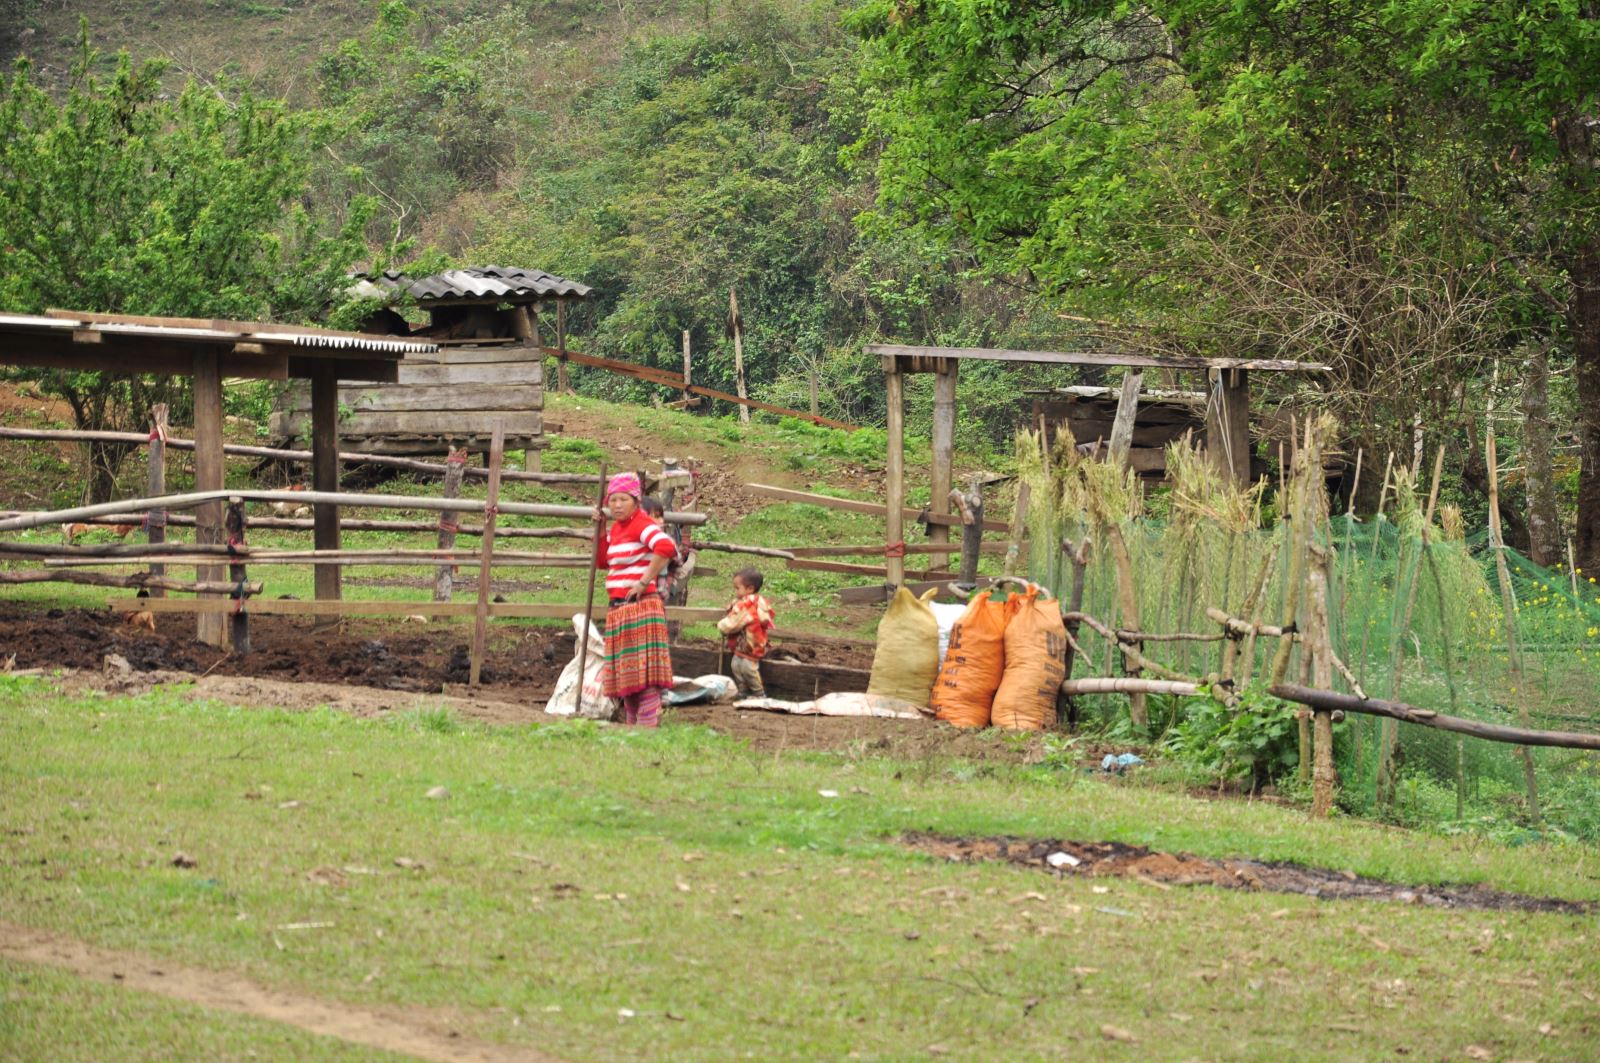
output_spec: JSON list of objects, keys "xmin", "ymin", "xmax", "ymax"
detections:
[{"xmin": 594, "ymin": 471, "xmax": 678, "ymax": 727}]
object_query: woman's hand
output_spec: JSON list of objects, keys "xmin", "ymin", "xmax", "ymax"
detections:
[
  {"xmin": 625, "ymin": 578, "xmax": 647, "ymax": 601},
  {"xmin": 592, "ymin": 507, "xmax": 605, "ymax": 522}
]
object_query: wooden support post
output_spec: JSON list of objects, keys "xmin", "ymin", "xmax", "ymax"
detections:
[
  {"xmin": 1107, "ymin": 368, "xmax": 1143, "ymax": 469},
  {"xmin": 953, "ymin": 477, "xmax": 985, "ymax": 590},
  {"xmin": 729, "ymin": 288, "xmax": 750, "ymax": 425},
  {"xmin": 1487, "ymin": 428, "xmax": 1541, "ymax": 820},
  {"xmin": 556, "ymin": 299, "xmax": 570, "ymax": 395},
  {"xmin": 929, "ymin": 361, "xmax": 958, "ymax": 556},
  {"xmin": 809, "ymin": 359, "xmax": 820, "ymax": 418},
  {"xmin": 434, "ymin": 447, "xmax": 468, "ymax": 602},
  {"xmin": 310, "ymin": 363, "xmax": 342, "ymax": 621},
  {"xmin": 681, "ymin": 330, "xmax": 693, "ymax": 406},
  {"xmin": 146, "ymin": 403, "xmax": 168, "ymax": 598},
  {"xmin": 1205, "ymin": 367, "xmax": 1251, "ymax": 486},
  {"xmin": 1308, "ymin": 548, "xmax": 1335, "ymax": 816},
  {"xmin": 884, "ymin": 360, "xmax": 905, "ymax": 591},
  {"xmin": 192, "ymin": 352, "xmax": 227, "ymax": 648},
  {"xmin": 577, "ymin": 463, "xmax": 609, "ymax": 706},
  {"xmin": 225, "ymin": 500, "xmax": 250, "ymax": 655},
  {"xmin": 468, "ymin": 427, "xmax": 506, "ymax": 687}
]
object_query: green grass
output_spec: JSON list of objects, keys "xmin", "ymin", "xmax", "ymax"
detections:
[{"xmin": 3, "ymin": 684, "xmax": 1598, "ymax": 1061}]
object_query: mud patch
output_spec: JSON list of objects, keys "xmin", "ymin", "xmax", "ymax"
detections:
[
  {"xmin": 0, "ymin": 921, "xmax": 558, "ymax": 1063},
  {"xmin": 901, "ymin": 832, "xmax": 1594, "ymax": 914}
]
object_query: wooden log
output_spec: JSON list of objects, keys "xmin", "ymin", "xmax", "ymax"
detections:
[
  {"xmin": 0, "ymin": 570, "xmax": 263, "ymax": 594},
  {"xmin": 954, "ymin": 480, "xmax": 984, "ymax": 588},
  {"xmin": 1205, "ymin": 607, "xmax": 1298, "ymax": 640},
  {"xmin": 1270, "ymin": 684, "xmax": 1600, "ymax": 751},
  {"xmin": 53, "ymin": 553, "xmax": 590, "ymax": 568},
  {"xmin": 147, "ymin": 404, "xmax": 168, "ymax": 598},
  {"xmin": 786, "ymin": 542, "xmax": 1006, "ymax": 558},
  {"xmin": 1205, "ymin": 367, "xmax": 1252, "ymax": 486},
  {"xmin": 692, "ymin": 541, "xmax": 795, "ymax": 560},
  {"xmin": 835, "ymin": 577, "xmax": 990, "ymax": 605},
  {"xmin": 1059, "ymin": 536, "xmax": 1093, "ymax": 728},
  {"xmin": 1102, "ymin": 524, "xmax": 1148, "ymax": 729},
  {"xmin": 469, "ymin": 428, "xmax": 505, "ymax": 686},
  {"xmin": 682, "ymin": 330, "xmax": 693, "ymax": 405},
  {"xmin": 47, "ymin": 514, "xmax": 593, "ymax": 538},
  {"xmin": 665, "ymin": 644, "xmax": 870, "ymax": 701},
  {"xmin": 885, "ymin": 364, "xmax": 905, "ymax": 588},
  {"xmin": 106, "ymin": 598, "xmax": 727, "ymax": 621},
  {"xmin": 335, "ymin": 383, "xmax": 543, "ymax": 411},
  {"xmin": 929, "ymin": 362, "xmax": 957, "ymax": 553},
  {"xmin": 745, "ymin": 483, "xmax": 1011, "ymax": 532},
  {"xmin": 1062, "ymin": 678, "xmax": 1201, "ymax": 697},
  {"xmin": 193, "ymin": 351, "xmax": 227, "ymax": 648},
  {"xmin": 434, "ymin": 448, "xmax": 467, "ymax": 602},
  {"xmin": 786, "ymin": 558, "xmax": 960, "ymax": 580}
]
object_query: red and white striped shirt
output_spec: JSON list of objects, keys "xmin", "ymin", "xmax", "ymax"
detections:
[{"xmin": 598, "ymin": 510, "xmax": 678, "ymax": 597}]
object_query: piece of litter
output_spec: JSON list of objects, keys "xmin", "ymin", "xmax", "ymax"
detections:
[
  {"xmin": 1046, "ymin": 851, "xmax": 1081, "ymax": 869},
  {"xmin": 277, "ymin": 800, "xmax": 301, "ymax": 810},
  {"xmin": 1091, "ymin": 885, "xmax": 1110, "ymax": 894},
  {"xmin": 618, "ymin": 1008, "xmax": 635, "ymax": 1019},
  {"xmin": 425, "ymin": 786, "xmax": 450, "ymax": 800},
  {"xmin": 276, "ymin": 921, "xmax": 335, "ymax": 931},
  {"xmin": 1095, "ymin": 906, "xmax": 1136, "ymax": 918},
  {"xmin": 676, "ymin": 881, "xmax": 692, "ymax": 893},
  {"xmin": 1100, "ymin": 1025, "xmax": 1138, "ymax": 1043},
  {"xmin": 817, "ymin": 790, "xmax": 840, "ymax": 798}
]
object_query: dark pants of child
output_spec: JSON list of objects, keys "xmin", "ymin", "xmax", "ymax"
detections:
[{"xmin": 731, "ymin": 655, "xmax": 764, "ymax": 697}]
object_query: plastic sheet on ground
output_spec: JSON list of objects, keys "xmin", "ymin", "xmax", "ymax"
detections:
[
  {"xmin": 663, "ymin": 674, "xmax": 737, "ymax": 705},
  {"xmin": 731, "ymin": 691, "xmax": 929, "ymax": 719}
]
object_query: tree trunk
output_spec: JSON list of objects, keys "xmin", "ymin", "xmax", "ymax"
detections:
[
  {"xmin": 86, "ymin": 440, "xmax": 127, "ymax": 505},
  {"xmin": 1520, "ymin": 341, "xmax": 1563, "ymax": 567},
  {"xmin": 1571, "ymin": 249, "xmax": 1600, "ymax": 576}
]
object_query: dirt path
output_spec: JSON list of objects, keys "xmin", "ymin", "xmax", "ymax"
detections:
[{"xmin": 0, "ymin": 922, "xmax": 560, "ymax": 1063}]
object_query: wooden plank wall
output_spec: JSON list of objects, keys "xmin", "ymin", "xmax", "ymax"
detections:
[{"xmin": 270, "ymin": 345, "xmax": 543, "ymax": 449}]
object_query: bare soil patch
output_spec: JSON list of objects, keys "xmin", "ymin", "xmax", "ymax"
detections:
[
  {"xmin": 0, "ymin": 921, "xmax": 557, "ymax": 1063},
  {"xmin": 902, "ymin": 832, "xmax": 1595, "ymax": 914}
]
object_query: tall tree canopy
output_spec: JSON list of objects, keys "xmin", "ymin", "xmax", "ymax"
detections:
[
  {"xmin": 0, "ymin": 27, "xmax": 375, "ymax": 499},
  {"xmin": 853, "ymin": 0, "xmax": 1600, "ymax": 565}
]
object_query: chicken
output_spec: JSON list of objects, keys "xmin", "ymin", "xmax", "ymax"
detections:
[
  {"xmin": 111, "ymin": 523, "xmax": 139, "ymax": 539},
  {"xmin": 122, "ymin": 609, "xmax": 157, "ymax": 633},
  {"xmin": 61, "ymin": 522, "xmax": 92, "ymax": 543}
]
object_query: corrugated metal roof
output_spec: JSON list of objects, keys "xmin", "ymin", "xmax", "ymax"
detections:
[
  {"xmin": 0, "ymin": 312, "xmax": 437, "ymax": 356},
  {"xmin": 353, "ymin": 265, "xmax": 593, "ymax": 304}
]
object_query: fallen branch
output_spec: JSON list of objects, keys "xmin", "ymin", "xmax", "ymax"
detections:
[
  {"xmin": 1205, "ymin": 607, "xmax": 1300, "ymax": 641},
  {"xmin": 1061, "ymin": 611, "xmax": 1201, "ymax": 683}
]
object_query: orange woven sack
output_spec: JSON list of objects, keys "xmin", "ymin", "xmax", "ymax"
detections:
[
  {"xmin": 991, "ymin": 586, "xmax": 1066, "ymax": 730},
  {"xmin": 930, "ymin": 592, "xmax": 1008, "ymax": 728},
  {"xmin": 867, "ymin": 586, "xmax": 942, "ymax": 706}
]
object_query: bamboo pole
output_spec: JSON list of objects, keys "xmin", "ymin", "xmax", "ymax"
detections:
[
  {"xmin": 1062, "ymin": 678, "xmax": 1200, "ymax": 697},
  {"xmin": 8, "ymin": 513, "xmax": 598, "ymax": 539},
  {"xmin": 576, "ymin": 463, "xmax": 609, "ymax": 713},
  {"xmin": 1308, "ymin": 545, "xmax": 1336, "ymax": 816},
  {"xmin": 729, "ymin": 289, "xmax": 750, "ymax": 425},
  {"xmin": 468, "ymin": 428, "xmax": 505, "ymax": 687},
  {"xmin": 1486, "ymin": 428, "xmax": 1541, "ymax": 820}
]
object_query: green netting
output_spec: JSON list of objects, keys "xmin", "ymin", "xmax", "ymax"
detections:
[{"xmin": 1024, "ymin": 477, "xmax": 1600, "ymax": 841}]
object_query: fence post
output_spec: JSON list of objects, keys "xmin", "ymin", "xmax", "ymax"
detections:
[
  {"xmin": 226, "ymin": 500, "xmax": 251, "ymax": 655},
  {"xmin": 434, "ymin": 448, "xmax": 468, "ymax": 602},
  {"xmin": 468, "ymin": 428, "xmax": 506, "ymax": 687},
  {"xmin": 147, "ymin": 404, "xmax": 168, "ymax": 598}
]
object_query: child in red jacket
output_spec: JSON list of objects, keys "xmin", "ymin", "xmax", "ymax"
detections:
[{"xmin": 716, "ymin": 567, "xmax": 775, "ymax": 696}]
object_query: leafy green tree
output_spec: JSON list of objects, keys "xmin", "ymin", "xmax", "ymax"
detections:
[{"xmin": 0, "ymin": 26, "xmax": 374, "ymax": 501}]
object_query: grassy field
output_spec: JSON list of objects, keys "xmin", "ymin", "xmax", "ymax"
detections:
[{"xmin": 3, "ymin": 678, "xmax": 1597, "ymax": 1061}]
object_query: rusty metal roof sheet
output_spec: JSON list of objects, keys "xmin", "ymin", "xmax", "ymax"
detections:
[{"xmin": 352, "ymin": 266, "xmax": 592, "ymax": 304}]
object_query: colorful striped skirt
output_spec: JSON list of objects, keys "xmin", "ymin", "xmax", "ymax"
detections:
[{"xmin": 603, "ymin": 594, "xmax": 674, "ymax": 698}]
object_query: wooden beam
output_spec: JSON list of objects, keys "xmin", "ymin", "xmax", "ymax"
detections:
[
  {"xmin": 192, "ymin": 351, "xmax": 227, "ymax": 648},
  {"xmin": 1272, "ymin": 684, "xmax": 1600, "ymax": 751},
  {"xmin": 836, "ymin": 577, "xmax": 991, "ymax": 605},
  {"xmin": 865, "ymin": 343, "xmax": 1330, "ymax": 373},
  {"xmin": 1205, "ymin": 367, "xmax": 1252, "ymax": 486},
  {"xmin": 745, "ymin": 483, "xmax": 1012, "ymax": 532},
  {"xmin": 311, "ymin": 363, "xmax": 341, "ymax": 617},
  {"xmin": 885, "ymin": 364, "xmax": 905, "ymax": 588},
  {"xmin": 786, "ymin": 557, "xmax": 961, "ymax": 580},
  {"xmin": 1107, "ymin": 369, "xmax": 1143, "ymax": 469}
]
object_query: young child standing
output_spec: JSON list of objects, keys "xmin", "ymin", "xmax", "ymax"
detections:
[{"xmin": 717, "ymin": 566, "xmax": 775, "ymax": 697}]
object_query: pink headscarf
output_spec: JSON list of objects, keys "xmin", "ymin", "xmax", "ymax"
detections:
[{"xmin": 606, "ymin": 471, "xmax": 642, "ymax": 500}]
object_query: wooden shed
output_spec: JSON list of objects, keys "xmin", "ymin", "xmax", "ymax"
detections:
[{"xmin": 270, "ymin": 266, "xmax": 591, "ymax": 456}]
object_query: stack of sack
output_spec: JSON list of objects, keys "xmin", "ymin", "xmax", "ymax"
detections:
[{"xmin": 867, "ymin": 582, "xmax": 1067, "ymax": 731}]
